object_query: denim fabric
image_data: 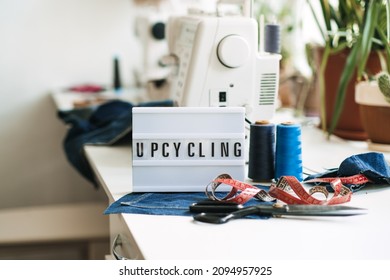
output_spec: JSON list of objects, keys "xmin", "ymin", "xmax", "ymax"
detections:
[
  {"xmin": 104, "ymin": 192, "xmax": 205, "ymax": 216},
  {"xmin": 304, "ymin": 152, "xmax": 390, "ymax": 191},
  {"xmin": 58, "ymin": 99, "xmax": 174, "ymax": 186},
  {"xmin": 104, "ymin": 189, "xmax": 273, "ymax": 219}
]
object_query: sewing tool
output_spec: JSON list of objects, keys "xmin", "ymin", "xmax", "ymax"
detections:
[
  {"xmin": 164, "ymin": 3, "xmax": 281, "ymax": 122},
  {"xmin": 206, "ymin": 174, "xmax": 353, "ymax": 205},
  {"xmin": 275, "ymin": 122, "xmax": 303, "ymax": 181},
  {"xmin": 205, "ymin": 174, "xmax": 276, "ymax": 204},
  {"xmin": 269, "ymin": 176, "xmax": 352, "ymax": 205},
  {"xmin": 248, "ymin": 120, "xmax": 275, "ymax": 181},
  {"xmin": 189, "ymin": 200, "xmax": 244, "ymax": 213},
  {"xmin": 193, "ymin": 203, "xmax": 367, "ymax": 224}
]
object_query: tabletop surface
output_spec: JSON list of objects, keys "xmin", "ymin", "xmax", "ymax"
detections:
[{"xmin": 84, "ymin": 124, "xmax": 390, "ymax": 260}]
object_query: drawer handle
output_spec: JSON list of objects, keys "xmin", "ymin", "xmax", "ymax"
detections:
[{"xmin": 112, "ymin": 234, "xmax": 129, "ymax": 260}]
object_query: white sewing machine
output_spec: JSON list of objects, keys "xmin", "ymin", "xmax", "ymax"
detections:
[
  {"xmin": 165, "ymin": 0, "xmax": 281, "ymax": 121},
  {"xmin": 133, "ymin": 0, "xmax": 217, "ymax": 94}
]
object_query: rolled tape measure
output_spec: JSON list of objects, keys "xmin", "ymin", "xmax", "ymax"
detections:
[{"xmin": 206, "ymin": 174, "xmax": 355, "ymax": 205}]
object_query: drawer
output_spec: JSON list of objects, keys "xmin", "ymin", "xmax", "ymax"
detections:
[{"xmin": 109, "ymin": 213, "xmax": 144, "ymax": 260}]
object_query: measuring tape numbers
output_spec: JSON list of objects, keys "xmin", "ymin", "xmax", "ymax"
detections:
[{"xmin": 205, "ymin": 174, "xmax": 364, "ymax": 205}]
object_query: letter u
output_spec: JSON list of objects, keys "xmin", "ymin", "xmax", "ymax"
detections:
[{"xmin": 136, "ymin": 142, "xmax": 144, "ymax": 157}]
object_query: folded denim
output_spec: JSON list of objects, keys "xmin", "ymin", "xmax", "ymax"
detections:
[
  {"xmin": 304, "ymin": 152, "xmax": 390, "ymax": 191},
  {"xmin": 104, "ymin": 191, "xmax": 272, "ymax": 218},
  {"xmin": 58, "ymin": 99, "xmax": 174, "ymax": 187}
]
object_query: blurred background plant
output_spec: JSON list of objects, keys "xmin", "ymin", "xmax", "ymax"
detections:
[
  {"xmin": 307, "ymin": 0, "xmax": 390, "ymax": 137},
  {"xmin": 377, "ymin": 71, "xmax": 390, "ymax": 102}
]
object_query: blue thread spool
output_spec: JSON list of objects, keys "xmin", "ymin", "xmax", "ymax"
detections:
[
  {"xmin": 248, "ymin": 121, "xmax": 275, "ymax": 182},
  {"xmin": 275, "ymin": 122, "xmax": 303, "ymax": 181}
]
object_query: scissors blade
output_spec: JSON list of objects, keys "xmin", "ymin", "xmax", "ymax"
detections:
[
  {"xmin": 261, "ymin": 204, "xmax": 367, "ymax": 217},
  {"xmin": 193, "ymin": 204, "xmax": 367, "ymax": 224}
]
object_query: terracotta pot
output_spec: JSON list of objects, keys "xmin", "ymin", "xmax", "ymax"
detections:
[
  {"xmin": 312, "ymin": 47, "xmax": 382, "ymax": 140},
  {"xmin": 355, "ymin": 81, "xmax": 390, "ymax": 151}
]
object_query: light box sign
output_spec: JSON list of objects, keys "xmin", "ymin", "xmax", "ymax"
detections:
[{"xmin": 132, "ymin": 107, "xmax": 245, "ymax": 192}]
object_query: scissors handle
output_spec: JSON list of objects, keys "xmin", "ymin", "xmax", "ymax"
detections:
[{"xmin": 193, "ymin": 206, "xmax": 268, "ymax": 224}]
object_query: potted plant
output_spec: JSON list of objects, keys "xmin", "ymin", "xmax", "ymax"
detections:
[
  {"xmin": 307, "ymin": 0, "xmax": 389, "ymax": 140},
  {"xmin": 355, "ymin": 71, "xmax": 390, "ymax": 151}
]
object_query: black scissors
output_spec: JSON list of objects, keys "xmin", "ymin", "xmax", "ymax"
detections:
[{"xmin": 192, "ymin": 202, "xmax": 367, "ymax": 224}]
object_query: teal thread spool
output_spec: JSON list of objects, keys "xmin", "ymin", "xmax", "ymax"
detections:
[{"xmin": 275, "ymin": 122, "xmax": 303, "ymax": 181}]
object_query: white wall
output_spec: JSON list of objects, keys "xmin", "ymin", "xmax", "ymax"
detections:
[
  {"xmin": 0, "ymin": 0, "xmax": 319, "ymax": 210},
  {"xmin": 0, "ymin": 0, "xmax": 138, "ymax": 209}
]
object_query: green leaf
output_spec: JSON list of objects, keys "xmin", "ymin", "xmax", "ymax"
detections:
[
  {"xmin": 307, "ymin": 0, "xmax": 327, "ymax": 42},
  {"xmin": 376, "ymin": 27, "xmax": 390, "ymax": 71},
  {"xmin": 306, "ymin": 0, "xmax": 390, "ymax": 137},
  {"xmin": 328, "ymin": 40, "xmax": 360, "ymax": 136},
  {"xmin": 320, "ymin": 0, "xmax": 332, "ymax": 32},
  {"xmin": 319, "ymin": 43, "xmax": 332, "ymax": 132},
  {"xmin": 330, "ymin": 41, "xmax": 349, "ymax": 54},
  {"xmin": 357, "ymin": 0, "xmax": 380, "ymax": 79}
]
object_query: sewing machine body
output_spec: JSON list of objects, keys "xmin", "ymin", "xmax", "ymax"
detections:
[{"xmin": 166, "ymin": 13, "xmax": 281, "ymax": 121}]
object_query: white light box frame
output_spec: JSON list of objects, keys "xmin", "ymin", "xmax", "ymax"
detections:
[{"xmin": 132, "ymin": 107, "xmax": 246, "ymax": 192}]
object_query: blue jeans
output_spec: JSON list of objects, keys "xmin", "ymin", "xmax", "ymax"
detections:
[
  {"xmin": 58, "ymin": 99, "xmax": 174, "ymax": 187},
  {"xmin": 304, "ymin": 152, "xmax": 390, "ymax": 191},
  {"xmin": 104, "ymin": 189, "xmax": 272, "ymax": 218}
]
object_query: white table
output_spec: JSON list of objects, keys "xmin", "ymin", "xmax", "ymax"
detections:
[
  {"xmin": 52, "ymin": 88, "xmax": 145, "ymax": 112},
  {"xmin": 84, "ymin": 125, "xmax": 390, "ymax": 260}
]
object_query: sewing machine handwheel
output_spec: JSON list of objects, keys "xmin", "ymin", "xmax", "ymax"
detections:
[{"xmin": 217, "ymin": 35, "xmax": 250, "ymax": 68}]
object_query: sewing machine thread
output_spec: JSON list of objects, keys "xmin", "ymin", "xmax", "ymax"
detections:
[
  {"xmin": 264, "ymin": 24, "xmax": 281, "ymax": 54},
  {"xmin": 248, "ymin": 121, "xmax": 275, "ymax": 181},
  {"xmin": 275, "ymin": 122, "xmax": 303, "ymax": 181}
]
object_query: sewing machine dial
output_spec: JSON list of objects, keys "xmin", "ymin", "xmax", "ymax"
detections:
[{"xmin": 217, "ymin": 35, "xmax": 250, "ymax": 68}]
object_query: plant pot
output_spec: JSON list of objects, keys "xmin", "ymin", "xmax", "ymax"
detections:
[
  {"xmin": 355, "ymin": 81, "xmax": 390, "ymax": 151},
  {"xmin": 312, "ymin": 47, "xmax": 382, "ymax": 140}
]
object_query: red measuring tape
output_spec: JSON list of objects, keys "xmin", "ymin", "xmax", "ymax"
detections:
[
  {"xmin": 269, "ymin": 176, "xmax": 352, "ymax": 205},
  {"xmin": 205, "ymin": 173, "xmax": 369, "ymax": 205},
  {"xmin": 305, "ymin": 174, "xmax": 370, "ymax": 185},
  {"xmin": 205, "ymin": 174, "xmax": 275, "ymax": 204}
]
